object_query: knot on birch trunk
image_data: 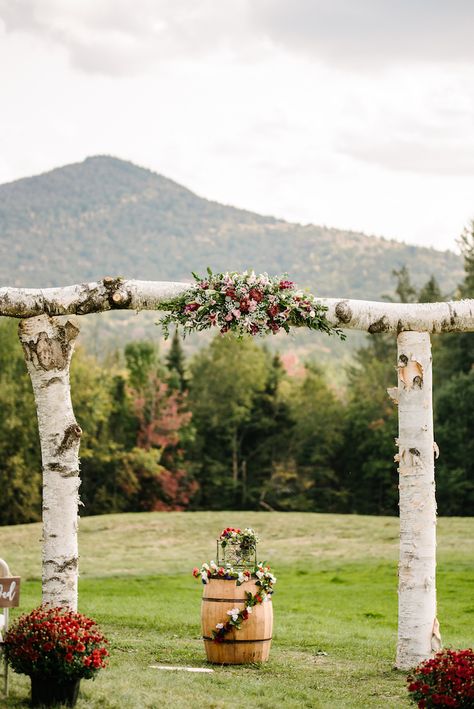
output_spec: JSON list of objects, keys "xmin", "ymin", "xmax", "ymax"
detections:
[
  {"xmin": 19, "ymin": 318, "xmax": 80, "ymax": 371},
  {"xmin": 103, "ymin": 276, "xmax": 132, "ymax": 309},
  {"xmin": 368, "ymin": 315, "xmax": 390, "ymax": 333},
  {"xmin": 398, "ymin": 355, "xmax": 424, "ymax": 390},
  {"xmin": 335, "ymin": 300, "xmax": 352, "ymax": 323},
  {"xmin": 56, "ymin": 424, "xmax": 82, "ymax": 455}
]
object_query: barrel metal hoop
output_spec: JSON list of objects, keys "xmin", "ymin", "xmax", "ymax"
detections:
[
  {"xmin": 202, "ymin": 637, "xmax": 272, "ymax": 643},
  {"xmin": 202, "ymin": 597, "xmax": 272, "ymax": 603}
]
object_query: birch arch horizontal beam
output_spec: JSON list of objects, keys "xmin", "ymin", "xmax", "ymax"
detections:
[
  {"xmin": 1, "ymin": 277, "xmax": 473, "ymax": 332},
  {"xmin": 1, "ymin": 276, "xmax": 474, "ymax": 671}
]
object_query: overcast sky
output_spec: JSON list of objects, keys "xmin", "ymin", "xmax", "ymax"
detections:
[{"xmin": 0, "ymin": 0, "xmax": 473, "ymax": 251}]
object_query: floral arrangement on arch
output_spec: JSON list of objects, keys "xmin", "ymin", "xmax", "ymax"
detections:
[
  {"xmin": 407, "ymin": 648, "xmax": 474, "ymax": 708},
  {"xmin": 4, "ymin": 606, "xmax": 109, "ymax": 680},
  {"xmin": 159, "ymin": 270, "xmax": 345, "ymax": 340}
]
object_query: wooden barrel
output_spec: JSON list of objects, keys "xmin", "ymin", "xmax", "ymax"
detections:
[{"xmin": 201, "ymin": 579, "xmax": 273, "ymax": 664}]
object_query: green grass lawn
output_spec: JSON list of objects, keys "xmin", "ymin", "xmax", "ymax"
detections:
[{"xmin": 1, "ymin": 512, "xmax": 473, "ymax": 708}]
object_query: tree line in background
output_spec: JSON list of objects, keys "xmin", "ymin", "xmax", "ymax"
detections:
[{"xmin": 0, "ymin": 226, "xmax": 473, "ymax": 525}]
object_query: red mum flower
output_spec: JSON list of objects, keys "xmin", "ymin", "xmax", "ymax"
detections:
[{"xmin": 249, "ymin": 288, "xmax": 263, "ymax": 302}]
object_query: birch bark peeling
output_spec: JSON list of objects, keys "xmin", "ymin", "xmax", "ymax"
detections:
[
  {"xmin": 396, "ymin": 331, "xmax": 439, "ymax": 670},
  {"xmin": 18, "ymin": 315, "xmax": 81, "ymax": 611},
  {"xmin": 1, "ymin": 279, "xmax": 473, "ymax": 333}
]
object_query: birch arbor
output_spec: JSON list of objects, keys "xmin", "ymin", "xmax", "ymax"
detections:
[{"xmin": 1, "ymin": 277, "xmax": 473, "ymax": 669}]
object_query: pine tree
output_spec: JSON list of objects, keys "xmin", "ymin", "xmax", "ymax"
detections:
[
  {"xmin": 418, "ymin": 275, "xmax": 444, "ymax": 303},
  {"xmin": 166, "ymin": 328, "xmax": 187, "ymax": 391},
  {"xmin": 391, "ymin": 266, "xmax": 418, "ymax": 303},
  {"xmin": 459, "ymin": 220, "xmax": 474, "ymax": 298}
]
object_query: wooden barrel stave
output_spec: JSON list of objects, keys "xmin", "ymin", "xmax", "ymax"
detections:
[{"xmin": 201, "ymin": 579, "xmax": 273, "ymax": 664}]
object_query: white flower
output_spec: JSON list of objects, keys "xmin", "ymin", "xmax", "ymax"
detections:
[
  {"xmin": 215, "ymin": 623, "xmax": 224, "ymax": 629},
  {"xmin": 237, "ymin": 572, "xmax": 245, "ymax": 584},
  {"xmin": 245, "ymin": 606, "xmax": 253, "ymax": 614},
  {"xmin": 256, "ymin": 570, "xmax": 264, "ymax": 579},
  {"xmin": 227, "ymin": 607, "xmax": 240, "ymax": 622},
  {"xmin": 210, "ymin": 561, "xmax": 218, "ymax": 570},
  {"xmin": 201, "ymin": 572, "xmax": 208, "ymax": 583}
]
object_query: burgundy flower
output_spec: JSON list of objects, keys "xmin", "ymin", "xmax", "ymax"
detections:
[
  {"xmin": 249, "ymin": 288, "xmax": 263, "ymax": 302},
  {"xmin": 279, "ymin": 280, "xmax": 294, "ymax": 289},
  {"xmin": 267, "ymin": 304, "xmax": 280, "ymax": 318},
  {"xmin": 184, "ymin": 302, "xmax": 200, "ymax": 313}
]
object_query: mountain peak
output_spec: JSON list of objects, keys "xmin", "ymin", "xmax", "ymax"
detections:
[{"xmin": 0, "ymin": 157, "xmax": 463, "ymax": 295}]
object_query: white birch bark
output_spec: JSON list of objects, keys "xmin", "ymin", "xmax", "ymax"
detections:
[
  {"xmin": 1, "ymin": 278, "xmax": 473, "ymax": 333},
  {"xmin": 395, "ymin": 331, "xmax": 440, "ymax": 669},
  {"xmin": 18, "ymin": 315, "xmax": 81, "ymax": 611}
]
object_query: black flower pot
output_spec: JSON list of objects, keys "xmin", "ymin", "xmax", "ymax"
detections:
[{"xmin": 30, "ymin": 675, "xmax": 81, "ymax": 707}]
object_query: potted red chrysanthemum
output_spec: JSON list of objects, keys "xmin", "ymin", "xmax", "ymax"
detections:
[
  {"xmin": 407, "ymin": 648, "xmax": 474, "ymax": 708},
  {"xmin": 4, "ymin": 606, "xmax": 109, "ymax": 707}
]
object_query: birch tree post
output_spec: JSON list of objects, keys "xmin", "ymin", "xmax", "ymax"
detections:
[
  {"xmin": 18, "ymin": 315, "xmax": 81, "ymax": 611},
  {"xmin": 1, "ymin": 277, "xmax": 473, "ymax": 667},
  {"xmin": 393, "ymin": 331, "xmax": 440, "ymax": 670}
]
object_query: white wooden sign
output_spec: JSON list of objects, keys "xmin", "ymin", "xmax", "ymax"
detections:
[
  {"xmin": 0, "ymin": 577, "xmax": 20, "ymax": 608},
  {"xmin": 0, "ymin": 558, "xmax": 21, "ymax": 698}
]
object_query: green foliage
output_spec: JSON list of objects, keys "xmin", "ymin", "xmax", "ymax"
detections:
[
  {"xmin": 166, "ymin": 329, "xmax": 187, "ymax": 391},
  {"xmin": 124, "ymin": 341, "xmax": 160, "ymax": 391},
  {"xmin": 188, "ymin": 336, "xmax": 269, "ymax": 508},
  {"xmin": 282, "ymin": 365, "xmax": 346, "ymax": 511},
  {"xmin": 435, "ymin": 371, "xmax": 474, "ymax": 515},
  {"xmin": 340, "ymin": 335, "xmax": 398, "ymax": 515},
  {"xmin": 0, "ymin": 318, "xmax": 41, "ymax": 524},
  {"xmin": 459, "ymin": 220, "xmax": 474, "ymax": 298},
  {"xmin": 0, "ymin": 329, "xmax": 197, "ymax": 524}
]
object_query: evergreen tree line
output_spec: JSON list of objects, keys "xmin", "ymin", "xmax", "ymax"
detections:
[{"xmin": 0, "ymin": 227, "xmax": 472, "ymax": 525}]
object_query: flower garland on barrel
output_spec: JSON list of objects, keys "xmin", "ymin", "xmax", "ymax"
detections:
[
  {"xmin": 159, "ymin": 270, "xmax": 345, "ymax": 340},
  {"xmin": 193, "ymin": 527, "xmax": 277, "ymax": 643}
]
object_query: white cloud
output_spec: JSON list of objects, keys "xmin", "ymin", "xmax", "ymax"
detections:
[
  {"xmin": 4, "ymin": 0, "xmax": 474, "ymax": 78},
  {"xmin": 252, "ymin": 0, "xmax": 474, "ymax": 66},
  {"xmin": 0, "ymin": 0, "xmax": 253, "ymax": 75}
]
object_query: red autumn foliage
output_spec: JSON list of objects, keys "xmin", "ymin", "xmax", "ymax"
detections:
[
  {"xmin": 129, "ymin": 372, "xmax": 196, "ymax": 511},
  {"xmin": 134, "ymin": 376, "xmax": 191, "ymax": 451}
]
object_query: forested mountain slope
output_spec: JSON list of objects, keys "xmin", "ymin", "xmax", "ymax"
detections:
[{"xmin": 0, "ymin": 155, "xmax": 462, "ymax": 296}]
